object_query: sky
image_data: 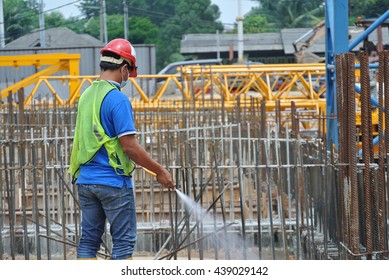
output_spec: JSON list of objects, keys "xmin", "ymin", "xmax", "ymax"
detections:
[
  {"xmin": 42, "ymin": 0, "xmax": 258, "ymax": 25},
  {"xmin": 42, "ymin": 0, "xmax": 82, "ymax": 18},
  {"xmin": 212, "ymin": 0, "xmax": 258, "ymax": 25}
]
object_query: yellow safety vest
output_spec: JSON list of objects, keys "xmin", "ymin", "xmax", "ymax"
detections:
[{"xmin": 68, "ymin": 80, "xmax": 135, "ymax": 179}]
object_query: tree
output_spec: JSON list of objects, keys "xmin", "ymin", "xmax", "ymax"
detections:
[
  {"xmin": 3, "ymin": 0, "xmax": 39, "ymax": 43},
  {"xmin": 84, "ymin": 11, "xmax": 127, "ymax": 41},
  {"xmin": 79, "ymin": 0, "xmax": 180, "ymax": 25},
  {"xmin": 78, "ymin": 0, "xmax": 222, "ymax": 69},
  {"xmin": 84, "ymin": 14, "xmax": 159, "ymax": 44},
  {"xmin": 127, "ymin": 17, "xmax": 159, "ymax": 45},
  {"xmin": 248, "ymin": 0, "xmax": 325, "ymax": 30},
  {"xmin": 349, "ymin": 0, "xmax": 378, "ymax": 18},
  {"xmin": 133, "ymin": 0, "xmax": 179, "ymax": 26},
  {"xmin": 349, "ymin": 0, "xmax": 388, "ymax": 24},
  {"xmin": 63, "ymin": 16, "xmax": 89, "ymax": 34},
  {"xmin": 249, "ymin": 0, "xmax": 388, "ymax": 31},
  {"xmin": 43, "ymin": 10, "xmax": 88, "ymax": 34},
  {"xmin": 80, "ymin": 0, "xmax": 134, "ymax": 18},
  {"xmin": 44, "ymin": 11, "xmax": 67, "ymax": 28},
  {"xmin": 243, "ymin": 15, "xmax": 277, "ymax": 33},
  {"xmin": 364, "ymin": 0, "xmax": 388, "ymax": 18},
  {"xmin": 79, "ymin": 0, "xmax": 101, "ymax": 18},
  {"xmin": 157, "ymin": 0, "xmax": 223, "ymax": 68}
]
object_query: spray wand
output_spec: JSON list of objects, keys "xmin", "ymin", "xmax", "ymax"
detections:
[
  {"xmin": 142, "ymin": 167, "xmax": 177, "ymax": 191},
  {"xmin": 142, "ymin": 167, "xmax": 157, "ymax": 177}
]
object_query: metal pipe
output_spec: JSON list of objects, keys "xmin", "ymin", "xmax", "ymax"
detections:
[
  {"xmin": 19, "ymin": 140, "xmax": 29, "ymax": 259},
  {"xmin": 41, "ymin": 127, "xmax": 51, "ymax": 259},
  {"xmin": 237, "ymin": 0, "xmax": 244, "ymax": 62},
  {"xmin": 383, "ymin": 50, "xmax": 389, "ymax": 259},
  {"xmin": 237, "ymin": 122, "xmax": 247, "ymax": 259},
  {"xmin": 348, "ymin": 10, "xmax": 389, "ymax": 51},
  {"xmin": 31, "ymin": 139, "xmax": 41, "ymax": 259},
  {"xmin": 0, "ymin": 0, "xmax": 5, "ymax": 48},
  {"xmin": 376, "ymin": 51, "xmax": 386, "ymax": 258},
  {"xmin": 360, "ymin": 51, "xmax": 373, "ymax": 258},
  {"xmin": 211, "ymin": 138, "xmax": 230, "ymax": 259},
  {"xmin": 265, "ymin": 126, "xmax": 276, "ymax": 259},
  {"xmin": 0, "ymin": 141, "xmax": 4, "ymax": 258},
  {"xmin": 275, "ymin": 120, "xmax": 288, "ymax": 259},
  {"xmin": 254, "ymin": 139, "xmax": 262, "ymax": 259}
]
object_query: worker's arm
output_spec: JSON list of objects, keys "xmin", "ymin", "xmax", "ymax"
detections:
[{"xmin": 119, "ymin": 134, "xmax": 174, "ymax": 189}]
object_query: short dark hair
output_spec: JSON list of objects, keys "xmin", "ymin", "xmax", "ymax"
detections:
[{"xmin": 100, "ymin": 51, "xmax": 130, "ymax": 71}]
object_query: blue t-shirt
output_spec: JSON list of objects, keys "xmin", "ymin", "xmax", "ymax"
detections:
[{"xmin": 76, "ymin": 81, "xmax": 136, "ymax": 188}]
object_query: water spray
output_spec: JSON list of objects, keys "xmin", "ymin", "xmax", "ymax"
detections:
[{"xmin": 143, "ymin": 167, "xmax": 235, "ymax": 259}]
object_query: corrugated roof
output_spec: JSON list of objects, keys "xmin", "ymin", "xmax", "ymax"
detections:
[
  {"xmin": 181, "ymin": 32, "xmax": 283, "ymax": 54},
  {"xmin": 181, "ymin": 26, "xmax": 389, "ymax": 55},
  {"xmin": 281, "ymin": 28, "xmax": 325, "ymax": 54},
  {"xmin": 5, "ymin": 27, "xmax": 103, "ymax": 49}
]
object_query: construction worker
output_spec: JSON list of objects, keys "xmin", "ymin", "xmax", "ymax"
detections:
[{"xmin": 69, "ymin": 38, "xmax": 174, "ymax": 260}]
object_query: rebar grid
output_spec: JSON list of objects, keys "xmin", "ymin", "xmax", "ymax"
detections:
[
  {"xmin": 334, "ymin": 51, "xmax": 389, "ymax": 260},
  {"xmin": 360, "ymin": 52, "xmax": 374, "ymax": 258},
  {"xmin": 1, "ymin": 54, "xmax": 389, "ymax": 260}
]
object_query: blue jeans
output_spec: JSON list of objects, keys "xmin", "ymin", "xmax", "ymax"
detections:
[{"xmin": 77, "ymin": 184, "xmax": 137, "ymax": 259}]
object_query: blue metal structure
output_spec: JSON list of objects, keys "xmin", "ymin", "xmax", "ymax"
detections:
[
  {"xmin": 325, "ymin": 0, "xmax": 389, "ymax": 149},
  {"xmin": 349, "ymin": 10, "xmax": 389, "ymax": 51},
  {"xmin": 325, "ymin": 0, "xmax": 349, "ymax": 149}
]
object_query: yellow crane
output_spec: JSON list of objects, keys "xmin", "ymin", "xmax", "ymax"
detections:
[{"xmin": 0, "ymin": 53, "xmax": 80, "ymax": 106}]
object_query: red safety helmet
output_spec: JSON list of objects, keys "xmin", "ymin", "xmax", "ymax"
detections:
[{"xmin": 100, "ymin": 38, "xmax": 138, "ymax": 77}]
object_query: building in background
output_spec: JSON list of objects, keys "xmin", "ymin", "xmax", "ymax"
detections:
[
  {"xmin": 181, "ymin": 27, "xmax": 388, "ymax": 64},
  {"xmin": 0, "ymin": 27, "xmax": 156, "ymax": 101}
]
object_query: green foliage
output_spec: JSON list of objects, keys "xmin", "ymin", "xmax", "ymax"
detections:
[
  {"xmin": 106, "ymin": 15, "xmax": 125, "ymax": 40},
  {"xmin": 84, "ymin": 15, "xmax": 123, "ymax": 41},
  {"xmin": 3, "ymin": 0, "xmax": 39, "ymax": 43},
  {"xmin": 84, "ymin": 14, "xmax": 124, "ymax": 41},
  {"xmin": 63, "ymin": 17, "xmax": 88, "ymax": 34},
  {"xmin": 127, "ymin": 0, "xmax": 180, "ymax": 26},
  {"xmin": 79, "ymin": 0, "xmax": 179, "ymax": 23},
  {"xmin": 127, "ymin": 17, "xmax": 159, "ymax": 45},
  {"xmin": 79, "ymin": 0, "xmax": 100, "ymax": 18},
  {"xmin": 248, "ymin": 0, "xmax": 325, "ymax": 30},
  {"xmin": 349, "ymin": 0, "xmax": 387, "ymax": 18},
  {"xmin": 44, "ymin": 11, "xmax": 67, "ymax": 28},
  {"xmin": 249, "ymin": 0, "xmax": 387, "ymax": 31},
  {"xmin": 349, "ymin": 0, "xmax": 377, "ymax": 18},
  {"xmin": 367, "ymin": 0, "xmax": 389, "ymax": 18},
  {"xmin": 84, "ymin": 17, "xmax": 100, "ymax": 39},
  {"xmin": 2, "ymin": 0, "xmax": 223, "ymax": 70},
  {"xmin": 84, "ymin": 14, "xmax": 159, "ymax": 44},
  {"xmin": 78, "ymin": 0, "xmax": 222, "ymax": 69},
  {"xmin": 7, "ymin": 0, "xmax": 388, "ymax": 71},
  {"xmin": 79, "ymin": 0, "xmax": 131, "ymax": 18},
  {"xmin": 156, "ymin": 0, "xmax": 223, "ymax": 68},
  {"xmin": 243, "ymin": 15, "xmax": 277, "ymax": 33}
]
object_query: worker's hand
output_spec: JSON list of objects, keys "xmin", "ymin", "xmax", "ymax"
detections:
[{"xmin": 156, "ymin": 168, "xmax": 174, "ymax": 190}]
